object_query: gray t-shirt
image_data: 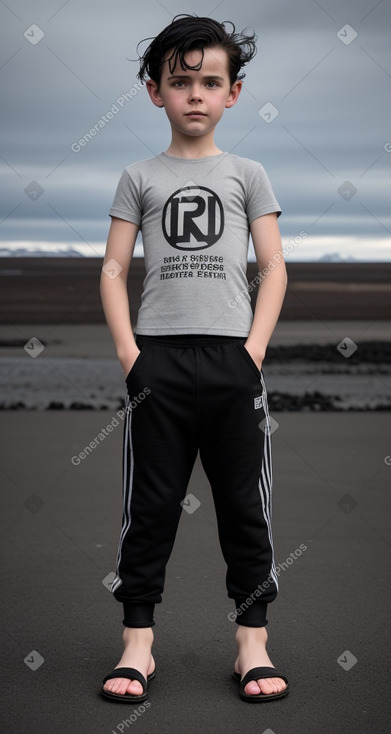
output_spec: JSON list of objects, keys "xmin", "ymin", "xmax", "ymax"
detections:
[{"xmin": 109, "ymin": 151, "xmax": 281, "ymax": 336}]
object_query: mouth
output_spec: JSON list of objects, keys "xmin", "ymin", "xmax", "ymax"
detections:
[{"xmin": 186, "ymin": 112, "xmax": 206, "ymax": 117}]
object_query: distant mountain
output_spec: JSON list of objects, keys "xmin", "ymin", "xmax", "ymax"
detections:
[
  {"xmin": 0, "ymin": 246, "xmax": 363, "ymax": 262},
  {"xmin": 0, "ymin": 247, "xmax": 83, "ymax": 257},
  {"xmin": 318, "ymin": 252, "xmax": 358, "ymax": 263}
]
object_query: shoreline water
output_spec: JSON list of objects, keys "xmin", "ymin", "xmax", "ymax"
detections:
[
  {"xmin": 1, "ymin": 323, "xmax": 390, "ymax": 411},
  {"xmin": 1, "ymin": 258, "xmax": 390, "ymax": 411}
]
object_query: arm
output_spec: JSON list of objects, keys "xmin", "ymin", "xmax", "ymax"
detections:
[
  {"xmin": 244, "ymin": 212, "xmax": 288, "ymax": 369},
  {"xmin": 100, "ymin": 216, "xmax": 141, "ymax": 377}
]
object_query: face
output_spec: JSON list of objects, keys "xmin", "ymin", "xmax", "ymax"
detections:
[{"xmin": 146, "ymin": 46, "xmax": 242, "ymax": 138}]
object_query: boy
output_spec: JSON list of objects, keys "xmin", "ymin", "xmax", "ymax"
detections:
[{"xmin": 100, "ymin": 14, "xmax": 288, "ymax": 703}]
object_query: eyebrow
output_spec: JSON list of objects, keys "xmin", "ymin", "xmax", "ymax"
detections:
[{"xmin": 167, "ymin": 74, "xmax": 226, "ymax": 81}]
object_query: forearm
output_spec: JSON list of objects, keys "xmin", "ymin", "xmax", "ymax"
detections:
[
  {"xmin": 100, "ymin": 273, "xmax": 138, "ymax": 364},
  {"xmin": 245, "ymin": 260, "xmax": 288, "ymax": 361}
]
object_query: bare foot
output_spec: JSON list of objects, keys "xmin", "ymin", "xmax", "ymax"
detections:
[
  {"xmin": 234, "ymin": 625, "xmax": 287, "ymax": 697},
  {"xmin": 103, "ymin": 627, "xmax": 155, "ymax": 698}
]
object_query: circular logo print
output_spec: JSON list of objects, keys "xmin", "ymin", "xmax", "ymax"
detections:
[{"xmin": 162, "ymin": 185, "xmax": 224, "ymax": 251}]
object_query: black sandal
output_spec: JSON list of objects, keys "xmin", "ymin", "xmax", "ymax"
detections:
[
  {"xmin": 101, "ymin": 666, "xmax": 156, "ymax": 703},
  {"xmin": 232, "ymin": 666, "xmax": 289, "ymax": 702}
]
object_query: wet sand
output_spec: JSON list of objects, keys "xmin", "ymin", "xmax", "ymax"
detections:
[
  {"xmin": 1, "ymin": 259, "xmax": 390, "ymax": 411},
  {"xmin": 0, "ymin": 320, "xmax": 390, "ymax": 410}
]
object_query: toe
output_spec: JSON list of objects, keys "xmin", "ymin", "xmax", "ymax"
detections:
[
  {"xmin": 126, "ymin": 680, "xmax": 144, "ymax": 696},
  {"xmin": 257, "ymin": 676, "xmax": 286, "ymax": 695},
  {"xmin": 110, "ymin": 678, "xmax": 129, "ymax": 695},
  {"xmin": 273, "ymin": 676, "xmax": 287, "ymax": 693},
  {"xmin": 103, "ymin": 677, "xmax": 144, "ymax": 696},
  {"xmin": 244, "ymin": 680, "xmax": 262, "ymax": 695},
  {"xmin": 244, "ymin": 676, "xmax": 287, "ymax": 696}
]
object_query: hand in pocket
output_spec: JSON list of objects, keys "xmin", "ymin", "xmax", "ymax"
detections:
[
  {"xmin": 121, "ymin": 349, "xmax": 141, "ymax": 380},
  {"xmin": 243, "ymin": 343, "xmax": 263, "ymax": 371}
]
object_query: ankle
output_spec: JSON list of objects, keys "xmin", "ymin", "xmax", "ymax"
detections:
[
  {"xmin": 122, "ymin": 626, "xmax": 154, "ymax": 644},
  {"xmin": 235, "ymin": 625, "xmax": 268, "ymax": 644}
]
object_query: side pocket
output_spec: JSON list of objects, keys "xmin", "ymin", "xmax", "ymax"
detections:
[
  {"xmin": 236, "ymin": 341, "xmax": 263, "ymax": 381},
  {"xmin": 125, "ymin": 343, "xmax": 150, "ymax": 384}
]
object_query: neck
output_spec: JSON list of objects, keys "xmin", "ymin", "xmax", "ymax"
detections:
[{"xmin": 164, "ymin": 131, "xmax": 223, "ymax": 159}]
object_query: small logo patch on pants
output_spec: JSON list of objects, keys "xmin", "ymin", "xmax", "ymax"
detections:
[{"xmin": 254, "ymin": 395, "xmax": 263, "ymax": 409}]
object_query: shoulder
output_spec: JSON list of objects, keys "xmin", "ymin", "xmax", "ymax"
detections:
[
  {"xmin": 224, "ymin": 153, "xmax": 267, "ymax": 174},
  {"xmin": 122, "ymin": 154, "xmax": 167, "ymax": 177}
]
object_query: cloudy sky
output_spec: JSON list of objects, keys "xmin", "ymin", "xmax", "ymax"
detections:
[{"xmin": 0, "ymin": 0, "xmax": 390, "ymax": 260}]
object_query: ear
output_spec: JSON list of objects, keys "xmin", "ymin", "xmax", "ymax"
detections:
[
  {"xmin": 146, "ymin": 79, "xmax": 164, "ymax": 108},
  {"xmin": 225, "ymin": 80, "xmax": 243, "ymax": 109}
]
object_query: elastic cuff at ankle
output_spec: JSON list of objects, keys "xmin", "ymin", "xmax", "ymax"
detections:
[
  {"xmin": 122, "ymin": 601, "xmax": 155, "ymax": 628},
  {"xmin": 234, "ymin": 598, "xmax": 268, "ymax": 627}
]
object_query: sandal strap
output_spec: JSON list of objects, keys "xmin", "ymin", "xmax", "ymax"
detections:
[
  {"xmin": 240, "ymin": 666, "xmax": 288, "ymax": 689},
  {"xmin": 102, "ymin": 666, "xmax": 146, "ymax": 691}
]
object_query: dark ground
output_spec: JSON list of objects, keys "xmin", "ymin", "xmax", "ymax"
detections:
[
  {"xmin": 1, "ymin": 411, "xmax": 390, "ymax": 734},
  {"xmin": 1, "ymin": 259, "xmax": 391, "ymax": 322}
]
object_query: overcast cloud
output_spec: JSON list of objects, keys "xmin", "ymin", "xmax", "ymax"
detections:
[{"xmin": 0, "ymin": 0, "xmax": 390, "ymax": 260}]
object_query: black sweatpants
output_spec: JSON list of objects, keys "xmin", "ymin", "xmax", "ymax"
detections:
[{"xmin": 110, "ymin": 333, "xmax": 279, "ymax": 628}]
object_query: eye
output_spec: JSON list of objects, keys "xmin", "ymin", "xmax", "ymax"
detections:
[{"xmin": 206, "ymin": 81, "xmax": 219, "ymax": 87}]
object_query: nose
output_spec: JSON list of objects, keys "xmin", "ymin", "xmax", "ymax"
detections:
[{"xmin": 188, "ymin": 84, "xmax": 203, "ymax": 102}]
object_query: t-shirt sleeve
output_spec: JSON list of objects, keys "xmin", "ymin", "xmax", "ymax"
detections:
[
  {"xmin": 246, "ymin": 163, "xmax": 281, "ymax": 223},
  {"xmin": 109, "ymin": 168, "xmax": 142, "ymax": 225}
]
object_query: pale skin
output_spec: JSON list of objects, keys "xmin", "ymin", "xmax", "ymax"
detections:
[{"xmin": 101, "ymin": 45, "xmax": 288, "ymax": 698}]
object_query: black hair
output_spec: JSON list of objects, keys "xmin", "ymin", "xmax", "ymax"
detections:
[{"xmin": 136, "ymin": 14, "xmax": 257, "ymax": 89}]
